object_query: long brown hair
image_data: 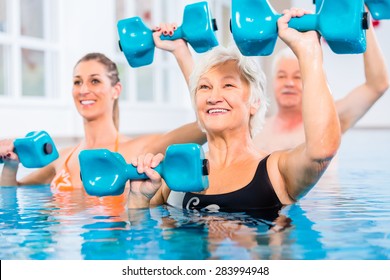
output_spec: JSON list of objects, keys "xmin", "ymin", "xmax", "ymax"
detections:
[{"xmin": 75, "ymin": 53, "xmax": 120, "ymax": 130}]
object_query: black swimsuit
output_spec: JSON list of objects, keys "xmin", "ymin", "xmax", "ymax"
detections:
[{"xmin": 182, "ymin": 155, "xmax": 282, "ymax": 212}]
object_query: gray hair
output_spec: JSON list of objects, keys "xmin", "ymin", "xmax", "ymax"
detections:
[
  {"xmin": 272, "ymin": 47, "xmax": 297, "ymax": 77},
  {"xmin": 189, "ymin": 45, "xmax": 268, "ymax": 138}
]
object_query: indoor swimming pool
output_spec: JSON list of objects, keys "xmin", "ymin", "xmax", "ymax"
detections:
[{"xmin": 1, "ymin": 129, "xmax": 389, "ymax": 260}]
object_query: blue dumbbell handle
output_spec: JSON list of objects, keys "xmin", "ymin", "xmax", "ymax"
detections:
[
  {"xmin": 282, "ymin": 14, "xmax": 319, "ymax": 32},
  {"xmin": 126, "ymin": 163, "xmax": 164, "ymax": 180},
  {"xmin": 284, "ymin": 12, "xmax": 367, "ymax": 32},
  {"xmin": 160, "ymin": 27, "xmax": 184, "ymax": 41}
]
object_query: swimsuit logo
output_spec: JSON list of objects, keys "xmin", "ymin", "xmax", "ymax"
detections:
[{"xmin": 186, "ymin": 196, "xmax": 220, "ymax": 212}]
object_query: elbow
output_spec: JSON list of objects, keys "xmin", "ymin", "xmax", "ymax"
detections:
[
  {"xmin": 325, "ymin": 141, "xmax": 340, "ymax": 160},
  {"xmin": 317, "ymin": 140, "xmax": 340, "ymax": 162},
  {"xmin": 324, "ymin": 132, "xmax": 341, "ymax": 160},
  {"xmin": 308, "ymin": 131, "xmax": 341, "ymax": 162},
  {"xmin": 380, "ymin": 77, "xmax": 390, "ymax": 95},
  {"xmin": 370, "ymin": 75, "xmax": 390, "ymax": 97}
]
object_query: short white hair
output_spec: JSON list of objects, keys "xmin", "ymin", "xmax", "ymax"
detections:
[
  {"xmin": 189, "ymin": 45, "xmax": 269, "ymax": 138},
  {"xmin": 272, "ymin": 47, "xmax": 297, "ymax": 76}
]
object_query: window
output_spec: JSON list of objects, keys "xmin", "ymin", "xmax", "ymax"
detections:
[
  {"xmin": 136, "ymin": 66, "xmax": 154, "ymax": 102},
  {"xmin": 0, "ymin": 45, "xmax": 7, "ymax": 96},
  {"xmin": 20, "ymin": 0, "xmax": 44, "ymax": 38},
  {"xmin": 0, "ymin": 0, "xmax": 8, "ymax": 97},
  {"xmin": 0, "ymin": 0, "xmax": 59, "ymax": 99},
  {"xmin": 0, "ymin": 0, "xmax": 7, "ymax": 32},
  {"xmin": 21, "ymin": 48, "xmax": 45, "ymax": 97},
  {"xmin": 114, "ymin": 0, "xmax": 188, "ymax": 105}
]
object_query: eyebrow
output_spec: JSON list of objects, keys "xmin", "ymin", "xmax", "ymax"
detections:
[
  {"xmin": 73, "ymin": 73, "xmax": 101, "ymax": 79},
  {"xmin": 276, "ymin": 70, "xmax": 301, "ymax": 75},
  {"xmin": 199, "ymin": 75, "xmax": 239, "ymax": 82}
]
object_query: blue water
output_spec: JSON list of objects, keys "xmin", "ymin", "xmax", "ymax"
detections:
[{"xmin": 1, "ymin": 129, "xmax": 390, "ymax": 260}]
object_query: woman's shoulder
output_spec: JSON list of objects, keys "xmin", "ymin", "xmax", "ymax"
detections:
[
  {"xmin": 51, "ymin": 145, "xmax": 79, "ymax": 168},
  {"xmin": 58, "ymin": 145, "xmax": 76, "ymax": 154}
]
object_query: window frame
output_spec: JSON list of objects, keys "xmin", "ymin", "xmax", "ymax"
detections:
[{"xmin": 0, "ymin": 0, "xmax": 60, "ymax": 101}]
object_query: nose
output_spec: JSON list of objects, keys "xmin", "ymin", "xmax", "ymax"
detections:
[
  {"xmin": 206, "ymin": 88, "xmax": 223, "ymax": 104},
  {"xmin": 284, "ymin": 77, "xmax": 294, "ymax": 87},
  {"xmin": 79, "ymin": 83, "xmax": 89, "ymax": 95}
]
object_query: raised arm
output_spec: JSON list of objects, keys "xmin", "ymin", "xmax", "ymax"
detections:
[
  {"xmin": 336, "ymin": 16, "xmax": 389, "ymax": 132},
  {"xmin": 268, "ymin": 9, "xmax": 341, "ymax": 203},
  {"xmin": 153, "ymin": 23, "xmax": 195, "ymax": 85}
]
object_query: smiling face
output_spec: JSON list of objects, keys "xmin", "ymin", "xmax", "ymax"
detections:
[
  {"xmin": 273, "ymin": 56, "xmax": 302, "ymax": 111},
  {"xmin": 72, "ymin": 60, "xmax": 120, "ymax": 124},
  {"xmin": 195, "ymin": 61, "xmax": 257, "ymax": 137}
]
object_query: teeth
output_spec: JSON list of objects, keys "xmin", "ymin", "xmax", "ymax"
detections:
[
  {"xmin": 208, "ymin": 109, "xmax": 228, "ymax": 114},
  {"xmin": 81, "ymin": 100, "xmax": 95, "ymax": 105}
]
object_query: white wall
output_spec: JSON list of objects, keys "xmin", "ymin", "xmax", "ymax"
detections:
[
  {"xmin": 59, "ymin": 0, "xmax": 197, "ymax": 137},
  {"xmin": 1, "ymin": 0, "xmax": 389, "ymax": 141},
  {"xmin": 0, "ymin": 0, "xmax": 196, "ymax": 140}
]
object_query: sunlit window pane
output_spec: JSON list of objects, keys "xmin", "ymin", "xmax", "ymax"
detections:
[
  {"xmin": 0, "ymin": 45, "xmax": 6, "ymax": 96},
  {"xmin": 137, "ymin": 67, "xmax": 154, "ymax": 102},
  {"xmin": 21, "ymin": 48, "xmax": 45, "ymax": 96},
  {"xmin": 0, "ymin": 0, "xmax": 7, "ymax": 32},
  {"xmin": 115, "ymin": 0, "xmax": 126, "ymax": 22},
  {"xmin": 135, "ymin": 0, "xmax": 153, "ymax": 102},
  {"xmin": 136, "ymin": 0, "xmax": 152, "ymax": 26},
  {"xmin": 162, "ymin": 70, "xmax": 169, "ymax": 102},
  {"xmin": 20, "ymin": 0, "xmax": 44, "ymax": 38},
  {"xmin": 117, "ymin": 62, "xmax": 128, "ymax": 101}
]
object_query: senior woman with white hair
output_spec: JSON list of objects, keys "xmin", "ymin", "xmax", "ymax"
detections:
[{"xmin": 127, "ymin": 8, "xmax": 341, "ymax": 211}]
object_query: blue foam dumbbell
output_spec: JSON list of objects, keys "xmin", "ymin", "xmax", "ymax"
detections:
[
  {"xmin": 0, "ymin": 131, "xmax": 59, "ymax": 168},
  {"xmin": 231, "ymin": 0, "xmax": 368, "ymax": 56},
  {"xmin": 117, "ymin": 1, "xmax": 218, "ymax": 68},
  {"xmin": 79, "ymin": 143, "xmax": 209, "ymax": 196},
  {"xmin": 315, "ymin": 0, "xmax": 390, "ymax": 20},
  {"xmin": 366, "ymin": 0, "xmax": 390, "ymax": 19}
]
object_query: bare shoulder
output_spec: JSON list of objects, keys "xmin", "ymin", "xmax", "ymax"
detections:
[
  {"xmin": 51, "ymin": 145, "xmax": 79, "ymax": 170},
  {"xmin": 58, "ymin": 145, "xmax": 76, "ymax": 156},
  {"xmin": 57, "ymin": 145, "xmax": 78, "ymax": 162}
]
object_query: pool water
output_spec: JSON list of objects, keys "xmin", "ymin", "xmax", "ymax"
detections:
[{"xmin": 1, "ymin": 129, "xmax": 390, "ymax": 260}]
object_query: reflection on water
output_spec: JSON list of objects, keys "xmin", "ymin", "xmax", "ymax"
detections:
[
  {"xmin": 0, "ymin": 185, "xmax": 296, "ymax": 260},
  {"xmin": 1, "ymin": 129, "xmax": 390, "ymax": 260}
]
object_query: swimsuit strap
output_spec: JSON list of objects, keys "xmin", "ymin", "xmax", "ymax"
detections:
[
  {"xmin": 114, "ymin": 131, "xmax": 119, "ymax": 152},
  {"xmin": 64, "ymin": 132, "xmax": 119, "ymax": 171},
  {"xmin": 63, "ymin": 143, "xmax": 81, "ymax": 173}
]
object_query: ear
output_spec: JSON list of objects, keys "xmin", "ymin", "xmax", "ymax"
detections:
[
  {"xmin": 112, "ymin": 82, "xmax": 122, "ymax": 100},
  {"xmin": 250, "ymin": 99, "xmax": 261, "ymax": 116}
]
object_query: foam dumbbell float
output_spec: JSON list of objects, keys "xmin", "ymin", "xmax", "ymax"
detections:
[
  {"xmin": 314, "ymin": 0, "xmax": 390, "ymax": 20},
  {"xmin": 117, "ymin": 1, "xmax": 218, "ymax": 67},
  {"xmin": 231, "ymin": 0, "xmax": 368, "ymax": 56},
  {"xmin": 0, "ymin": 131, "xmax": 59, "ymax": 168},
  {"xmin": 79, "ymin": 143, "xmax": 210, "ymax": 196},
  {"xmin": 366, "ymin": 0, "xmax": 390, "ymax": 19}
]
